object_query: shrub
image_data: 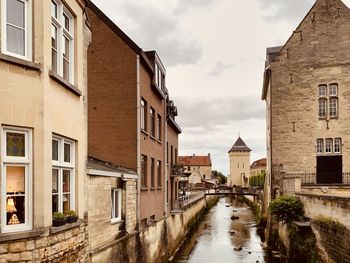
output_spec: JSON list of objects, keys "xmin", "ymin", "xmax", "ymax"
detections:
[
  {"xmin": 64, "ymin": 210, "xmax": 77, "ymax": 217},
  {"xmin": 53, "ymin": 212, "xmax": 66, "ymax": 221},
  {"xmin": 314, "ymin": 216, "xmax": 346, "ymax": 235},
  {"xmin": 269, "ymin": 196, "xmax": 304, "ymax": 223},
  {"xmin": 249, "ymin": 172, "xmax": 266, "ymax": 188}
]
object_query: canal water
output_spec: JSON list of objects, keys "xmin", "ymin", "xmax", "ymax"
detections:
[{"xmin": 175, "ymin": 197, "xmax": 279, "ymax": 263}]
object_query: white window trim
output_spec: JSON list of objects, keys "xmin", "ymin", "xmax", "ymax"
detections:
[
  {"xmin": 316, "ymin": 139, "xmax": 324, "ymax": 154},
  {"xmin": 325, "ymin": 139, "xmax": 333, "ymax": 154},
  {"xmin": 52, "ymin": 135, "xmax": 75, "ymax": 213},
  {"xmin": 1, "ymin": 127, "xmax": 32, "ymax": 233},
  {"xmin": 111, "ymin": 189, "xmax": 122, "ymax": 222},
  {"xmin": 51, "ymin": 0, "xmax": 74, "ymax": 84},
  {"xmin": 1, "ymin": 0, "xmax": 32, "ymax": 60},
  {"xmin": 334, "ymin": 138, "xmax": 342, "ymax": 154}
]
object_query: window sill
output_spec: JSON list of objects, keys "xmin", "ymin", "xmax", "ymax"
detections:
[
  {"xmin": 50, "ymin": 219, "xmax": 81, "ymax": 234},
  {"xmin": 141, "ymin": 187, "xmax": 148, "ymax": 191},
  {"xmin": 150, "ymin": 187, "xmax": 155, "ymax": 191},
  {"xmin": 141, "ymin": 129, "xmax": 148, "ymax": 136},
  {"xmin": 111, "ymin": 219, "xmax": 124, "ymax": 225},
  {"xmin": 0, "ymin": 229, "xmax": 43, "ymax": 242},
  {"xmin": 0, "ymin": 53, "xmax": 41, "ymax": 71},
  {"xmin": 49, "ymin": 70, "xmax": 82, "ymax": 97},
  {"xmin": 157, "ymin": 140, "xmax": 162, "ymax": 145},
  {"xmin": 150, "ymin": 136, "xmax": 156, "ymax": 141},
  {"xmin": 157, "ymin": 187, "xmax": 162, "ymax": 190},
  {"xmin": 329, "ymin": 117, "xmax": 338, "ymax": 120}
]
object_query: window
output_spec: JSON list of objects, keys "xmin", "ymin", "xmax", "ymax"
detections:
[
  {"xmin": 329, "ymin": 98, "xmax": 338, "ymax": 118},
  {"xmin": 141, "ymin": 155, "xmax": 147, "ymax": 188},
  {"xmin": 151, "ymin": 158, "xmax": 155, "ymax": 188},
  {"xmin": 325, "ymin": 139, "xmax": 333, "ymax": 154},
  {"xmin": 157, "ymin": 114, "xmax": 161, "ymax": 141},
  {"xmin": 52, "ymin": 136, "xmax": 75, "ymax": 214},
  {"xmin": 175, "ymin": 148, "xmax": 178, "ymax": 163},
  {"xmin": 141, "ymin": 98, "xmax": 147, "ymax": 131},
  {"xmin": 318, "ymin": 99, "xmax": 327, "ymax": 118},
  {"xmin": 334, "ymin": 138, "xmax": 342, "ymax": 154},
  {"xmin": 329, "ymin": 84, "xmax": 338, "ymax": 96},
  {"xmin": 157, "ymin": 160, "xmax": 162, "ymax": 188},
  {"xmin": 316, "ymin": 139, "xmax": 323, "ymax": 154},
  {"xmin": 318, "ymin": 85, "xmax": 327, "ymax": 97},
  {"xmin": 111, "ymin": 189, "xmax": 121, "ymax": 222},
  {"xmin": 51, "ymin": 0, "xmax": 74, "ymax": 83},
  {"xmin": 150, "ymin": 108, "xmax": 155, "ymax": 137},
  {"xmin": 1, "ymin": 0, "xmax": 32, "ymax": 60},
  {"xmin": 170, "ymin": 146, "xmax": 173, "ymax": 166},
  {"xmin": 2, "ymin": 127, "xmax": 32, "ymax": 233}
]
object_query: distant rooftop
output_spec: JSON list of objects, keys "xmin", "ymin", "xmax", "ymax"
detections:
[
  {"xmin": 229, "ymin": 137, "xmax": 251, "ymax": 153},
  {"xmin": 178, "ymin": 154, "xmax": 212, "ymax": 166},
  {"xmin": 250, "ymin": 158, "xmax": 267, "ymax": 169}
]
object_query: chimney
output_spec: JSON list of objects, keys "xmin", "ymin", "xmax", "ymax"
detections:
[{"xmin": 192, "ymin": 154, "xmax": 195, "ymax": 157}]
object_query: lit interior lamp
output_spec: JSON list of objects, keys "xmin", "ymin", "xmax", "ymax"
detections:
[{"xmin": 6, "ymin": 198, "xmax": 20, "ymax": 225}]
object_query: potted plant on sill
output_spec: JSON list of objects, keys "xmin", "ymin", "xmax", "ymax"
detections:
[
  {"xmin": 65, "ymin": 210, "xmax": 78, "ymax": 223},
  {"xmin": 53, "ymin": 212, "xmax": 66, "ymax": 227}
]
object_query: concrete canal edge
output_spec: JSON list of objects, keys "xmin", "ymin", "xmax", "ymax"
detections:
[{"xmin": 168, "ymin": 196, "xmax": 220, "ymax": 262}]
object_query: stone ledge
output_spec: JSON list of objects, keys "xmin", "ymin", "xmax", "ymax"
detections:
[
  {"xmin": 0, "ymin": 230, "xmax": 43, "ymax": 243},
  {"xmin": 296, "ymin": 192, "xmax": 350, "ymax": 202},
  {"xmin": 0, "ymin": 53, "xmax": 41, "ymax": 71},
  {"xmin": 49, "ymin": 70, "xmax": 82, "ymax": 97},
  {"xmin": 50, "ymin": 220, "xmax": 81, "ymax": 234}
]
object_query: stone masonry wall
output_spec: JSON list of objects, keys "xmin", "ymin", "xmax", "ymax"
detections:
[{"xmin": 0, "ymin": 220, "xmax": 88, "ymax": 263}]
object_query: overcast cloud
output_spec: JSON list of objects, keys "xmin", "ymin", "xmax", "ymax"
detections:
[{"xmin": 91, "ymin": 0, "xmax": 350, "ymax": 175}]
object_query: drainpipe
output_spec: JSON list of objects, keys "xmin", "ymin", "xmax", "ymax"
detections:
[
  {"xmin": 164, "ymin": 98, "xmax": 168, "ymax": 218},
  {"xmin": 136, "ymin": 55, "xmax": 141, "ymax": 227}
]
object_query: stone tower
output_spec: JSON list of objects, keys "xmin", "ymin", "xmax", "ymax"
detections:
[{"xmin": 228, "ymin": 137, "xmax": 251, "ymax": 187}]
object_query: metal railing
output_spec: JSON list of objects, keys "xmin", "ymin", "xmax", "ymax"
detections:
[
  {"xmin": 171, "ymin": 192, "xmax": 205, "ymax": 211},
  {"xmin": 285, "ymin": 172, "xmax": 350, "ymax": 185}
]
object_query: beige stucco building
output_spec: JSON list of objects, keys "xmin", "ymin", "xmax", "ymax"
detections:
[
  {"xmin": 250, "ymin": 158, "xmax": 267, "ymax": 177},
  {"xmin": 0, "ymin": 0, "xmax": 91, "ymax": 261},
  {"xmin": 228, "ymin": 137, "xmax": 251, "ymax": 187},
  {"xmin": 178, "ymin": 154, "xmax": 212, "ymax": 187}
]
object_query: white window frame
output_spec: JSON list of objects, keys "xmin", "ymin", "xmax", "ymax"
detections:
[
  {"xmin": 51, "ymin": 0, "xmax": 74, "ymax": 84},
  {"xmin": 141, "ymin": 98, "xmax": 147, "ymax": 131},
  {"xmin": 318, "ymin": 99, "xmax": 327, "ymax": 118},
  {"xmin": 1, "ymin": 0, "xmax": 32, "ymax": 60},
  {"xmin": 316, "ymin": 139, "xmax": 323, "ymax": 154},
  {"xmin": 329, "ymin": 98, "xmax": 338, "ymax": 118},
  {"xmin": 334, "ymin": 138, "xmax": 342, "ymax": 154},
  {"xmin": 325, "ymin": 139, "xmax": 333, "ymax": 154},
  {"xmin": 318, "ymin": 85, "xmax": 327, "ymax": 97},
  {"xmin": 329, "ymin": 84, "xmax": 338, "ymax": 97},
  {"xmin": 1, "ymin": 127, "xmax": 32, "ymax": 233},
  {"xmin": 52, "ymin": 135, "xmax": 75, "ymax": 214},
  {"xmin": 111, "ymin": 189, "xmax": 122, "ymax": 222}
]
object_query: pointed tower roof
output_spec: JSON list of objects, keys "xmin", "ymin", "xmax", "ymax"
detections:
[{"xmin": 228, "ymin": 137, "xmax": 251, "ymax": 153}]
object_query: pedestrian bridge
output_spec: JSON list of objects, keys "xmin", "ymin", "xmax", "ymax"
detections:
[{"xmin": 204, "ymin": 187, "xmax": 263, "ymax": 197}]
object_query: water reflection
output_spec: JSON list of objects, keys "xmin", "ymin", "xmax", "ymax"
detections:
[{"xmin": 175, "ymin": 197, "xmax": 279, "ymax": 263}]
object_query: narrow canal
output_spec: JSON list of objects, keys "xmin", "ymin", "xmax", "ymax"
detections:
[{"xmin": 175, "ymin": 198, "xmax": 279, "ymax": 263}]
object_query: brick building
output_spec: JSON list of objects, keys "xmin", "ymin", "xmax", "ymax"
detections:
[
  {"xmin": 0, "ymin": 0, "xmax": 91, "ymax": 261},
  {"xmin": 87, "ymin": 2, "xmax": 181, "ymax": 231}
]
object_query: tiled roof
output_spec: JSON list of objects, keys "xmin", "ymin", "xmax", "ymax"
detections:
[
  {"xmin": 87, "ymin": 156, "xmax": 137, "ymax": 175},
  {"xmin": 178, "ymin": 155, "xmax": 211, "ymax": 166},
  {"xmin": 229, "ymin": 137, "xmax": 251, "ymax": 153},
  {"xmin": 250, "ymin": 158, "xmax": 267, "ymax": 169}
]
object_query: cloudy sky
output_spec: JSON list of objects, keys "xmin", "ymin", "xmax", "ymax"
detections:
[{"xmin": 92, "ymin": 0, "xmax": 350, "ymax": 175}]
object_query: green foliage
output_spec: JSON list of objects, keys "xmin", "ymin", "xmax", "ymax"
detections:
[
  {"xmin": 53, "ymin": 212, "xmax": 66, "ymax": 221},
  {"xmin": 249, "ymin": 171, "xmax": 266, "ymax": 188},
  {"xmin": 64, "ymin": 210, "xmax": 77, "ymax": 217},
  {"xmin": 314, "ymin": 216, "xmax": 346, "ymax": 235},
  {"xmin": 212, "ymin": 170, "xmax": 227, "ymax": 184},
  {"xmin": 269, "ymin": 196, "xmax": 304, "ymax": 223},
  {"xmin": 288, "ymin": 224, "xmax": 318, "ymax": 263}
]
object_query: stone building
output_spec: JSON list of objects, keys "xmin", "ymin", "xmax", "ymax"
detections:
[
  {"xmin": 0, "ymin": 0, "xmax": 91, "ymax": 261},
  {"xmin": 178, "ymin": 154, "xmax": 212, "ymax": 187},
  {"xmin": 228, "ymin": 137, "xmax": 251, "ymax": 187},
  {"xmin": 262, "ymin": 2, "xmax": 350, "ymax": 260},
  {"xmin": 250, "ymin": 158, "xmax": 267, "ymax": 177}
]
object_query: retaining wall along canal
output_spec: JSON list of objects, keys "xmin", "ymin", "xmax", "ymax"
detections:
[{"xmin": 90, "ymin": 195, "xmax": 217, "ymax": 262}]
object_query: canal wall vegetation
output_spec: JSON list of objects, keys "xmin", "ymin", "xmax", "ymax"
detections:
[{"xmin": 91, "ymin": 195, "xmax": 219, "ymax": 262}]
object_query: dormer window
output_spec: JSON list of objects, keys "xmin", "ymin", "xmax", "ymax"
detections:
[{"xmin": 154, "ymin": 63, "xmax": 164, "ymax": 91}]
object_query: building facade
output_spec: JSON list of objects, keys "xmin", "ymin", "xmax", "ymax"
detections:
[
  {"xmin": 262, "ymin": 0, "xmax": 350, "ymax": 211},
  {"xmin": 178, "ymin": 154, "xmax": 212, "ymax": 187},
  {"xmin": 87, "ymin": 2, "xmax": 181, "ymax": 230},
  {"xmin": 228, "ymin": 137, "xmax": 251, "ymax": 187},
  {"xmin": 0, "ymin": 0, "xmax": 91, "ymax": 261},
  {"xmin": 250, "ymin": 158, "xmax": 267, "ymax": 177}
]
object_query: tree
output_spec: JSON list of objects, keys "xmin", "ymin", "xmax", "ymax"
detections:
[{"xmin": 212, "ymin": 170, "xmax": 227, "ymax": 184}]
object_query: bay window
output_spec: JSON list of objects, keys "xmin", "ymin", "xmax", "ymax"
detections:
[
  {"xmin": 51, "ymin": 0, "xmax": 74, "ymax": 83},
  {"xmin": 52, "ymin": 136, "xmax": 75, "ymax": 214},
  {"xmin": 1, "ymin": 127, "xmax": 32, "ymax": 233},
  {"xmin": 1, "ymin": 0, "xmax": 32, "ymax": 60}
]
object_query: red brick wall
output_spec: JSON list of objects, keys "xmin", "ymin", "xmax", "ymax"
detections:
[{"xmin": 87, "ymin": 8, "xmax": 137, "ymax": 170}]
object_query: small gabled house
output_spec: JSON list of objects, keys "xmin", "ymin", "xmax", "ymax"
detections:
[{"xmin": 178, "ymin": 154, "xmax": 212, "ymax": 187}]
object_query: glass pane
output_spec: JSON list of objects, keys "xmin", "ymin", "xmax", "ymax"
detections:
[
  {"xmin": 52, "ymin": 140, "xmax": 58, "ymax": 161},
  {"xmin": 63, "ymin": 37, "xmax": 70, "ymax": 59},
  {"xmin": 64, "ymin": 13, "xmax": 70, "ymax": 31},
  {"xmin": 6, "ymin": 132, "xmax": 25, "ymax": 157},
  {"xmin": 7, "ymin": 0, "xmax": 25, "ymax": 28},
  {"xmin": 64, "ymin": 143, "xmax": 70, "ymax": 162},
  {"xmin": 63, "ymin": 59, "xmax": 69, "ymax": 81},
  {"xmin": 6, "ymin": 166, "xmax": 25, "ymax": 194},
  {"xmin": 114, "ymin": 191, "xmax": 119, "ymax": 218},
  {"xmin": 51, "ymin": 25, "xmax": 57, "ymax": 49},
  {"xmin": 51, "ymin": 1, "xmax": 57, "ymax": 18},
  {"xmin": 63, "ymin": 194, "xmax": 70, "ymax": 212},
  {"xmin": 6, "ymin": 24, "xmax": 25, "ymax": 56},
  {"xmin": 52, "ymin": 169, "xmax": 58, "ymax": 193},
  {"xmin": 52, "ymin": 194, "xmax": 59, "ymax": 213},
  {"xmin": 63, "ymin": 170, "xmax": 70, "ymax": 192},
  {"xmin": 6, "ymin": 196, "xmax": 25, "ymax": 225}
]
